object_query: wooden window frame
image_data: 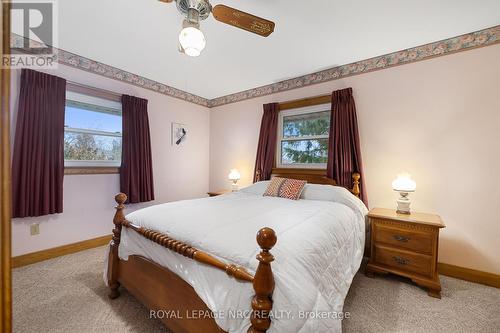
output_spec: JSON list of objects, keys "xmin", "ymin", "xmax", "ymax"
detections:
[
  {"xmin": 64, "ymin": 166, "xmax": 120, "ymax": 175},
  {"xmin": 276, "ymin": 94, "xmax": 332, "ymax": 170}
]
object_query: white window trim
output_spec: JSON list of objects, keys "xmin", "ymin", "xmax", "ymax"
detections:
[
  {"xmin": 64, "ymin": 127, "xmax": 122, "ymax": 168},
  {"xmin": 64, "ymin": 127, "xmax": 122, "ymax": 138},
  {"xmin": 66, "ymin": 99, "xmax": 122, "ymax": 117},
  {"xmin": 276, "ymin": 103, "xmax": 331, "ymax": 169},
  {"xmin": 66, "ymin": 91, "xmax": 122, "ymax": 110},
  {"xmin": 65, "ymin": 160, "xmax": 121, "ymax": 168}
]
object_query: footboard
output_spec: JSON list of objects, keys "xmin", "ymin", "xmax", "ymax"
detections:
[{"xmin": 107, "ymin": 193, "xmax": 277, "ymax": 333}]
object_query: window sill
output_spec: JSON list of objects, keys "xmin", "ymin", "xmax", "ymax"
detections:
[
  {"xmin": 272, "ymin": 167, "xmax": 327, "ymax": 174},
  {"xmin": 64, "ymin": 167, "xmax": 120, "ymax": 175},
  {"xmin": 276, "ymin": 164, "xmax": 327, "ymax": 169}
]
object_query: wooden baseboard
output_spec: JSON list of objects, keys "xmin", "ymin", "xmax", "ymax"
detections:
[
  {"xmin": 11, "ymin": 235, "xmax": 111, "ymax": 268},
  {"xmin": 11, "ymin": 238, "xmax": 500, "ymax": 290},
  {"xmin": 438, "ymin": 262, "xmax": 500, "ymax": 289}
]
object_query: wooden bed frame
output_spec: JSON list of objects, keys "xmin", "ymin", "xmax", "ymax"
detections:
[{"xmin": 107, "ymin": 169, "xmax": 361, "ymax": 333}]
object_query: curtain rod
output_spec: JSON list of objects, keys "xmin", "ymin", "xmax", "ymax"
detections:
[
  {"xmin": 66, "ymin": 81, "xmax": 122, "ymax": 103},
  {"xmin": 278, "ymin": 94, "xmax": 331, "ymax": 111}
]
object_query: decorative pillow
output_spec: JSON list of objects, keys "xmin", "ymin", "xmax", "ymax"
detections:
[
  {"xmin": 263, "ymin": 177, "xmax": 286, "ymax": 197},
  {"xmin": 263, "ymin": 177, "xmax": 307, "ymax": 200},
  {"xmin": 279, "ymin": 178, "xmax": 307, "ymax": 200}
]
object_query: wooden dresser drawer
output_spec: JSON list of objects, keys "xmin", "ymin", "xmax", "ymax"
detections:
[
  {"xmin": 373, "ymin": 244, "xmax": 433, "ymax": 277},
  {"xmin": 373, "ymin": 221, "xmax": 434, "ymax": 254},
  {"xmin": 366, "ymin": 208, "xmax": 445, "ymax": 298}
]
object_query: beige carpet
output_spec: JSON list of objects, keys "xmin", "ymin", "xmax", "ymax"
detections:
[{"xmin": 13, "ymin": 246, "xmax": 500, "ymax": 333}]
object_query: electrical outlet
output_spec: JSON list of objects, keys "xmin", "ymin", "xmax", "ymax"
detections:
[{"xmin": 30, "ymin": 223, "xmax": 40, "ymax": 236}]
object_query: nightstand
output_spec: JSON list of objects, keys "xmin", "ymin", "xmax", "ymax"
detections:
[
  {"xmin": 207, "ymin": 189, "xmax": 231, "ymax": 197},
  {"xmin": 365, "ymin": 208, "xmax": 445, "ymax": 298}
]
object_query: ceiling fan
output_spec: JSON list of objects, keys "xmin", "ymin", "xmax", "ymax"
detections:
[{"xmin": 159, "ymin": 0, "xmax": 275, "ymax": 57}]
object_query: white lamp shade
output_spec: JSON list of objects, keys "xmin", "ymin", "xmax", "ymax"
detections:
[
  {"xmin": 392, "ymin": 173, "xmax": 416, "ymax": 192},
  {"xmin": 228, "ymin": 169, "xmax": 241, "ymax": 181},
  {"xmin": 179, "ymin": 27, "xmax": 206, "ymax": 57}
]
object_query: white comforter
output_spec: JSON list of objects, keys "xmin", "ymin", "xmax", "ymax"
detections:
[{"xmin": 105, "ymin": 181, "xmax": 367, "ymax": 333}]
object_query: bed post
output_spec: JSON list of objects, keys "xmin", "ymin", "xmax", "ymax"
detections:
[
  {"xmin": 107, "ymin": 193, "xmax": 127, "ymax": 299},
  {"xmin": 352, "ymin": 173, "xmax": 361, "ymax": 198},
  {"xmin": 248, "ymin": 227, "xmax": 277, "ymax": 333}
]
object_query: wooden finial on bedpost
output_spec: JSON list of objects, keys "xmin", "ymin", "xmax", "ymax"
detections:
[
  {"xmin": 352, "ymin": 173, "xmax": 361, "ymax": 198},
  {"xmin": 248, "ymin": 228, "xmax": 277, "ymax": 333},
  {"xmin": 108, "ymin": 193, "xmax": 127, "ymax": 299},
  {"xmin": 255, "ymin": 169, "xmax": 261, "ymax": 183},
  {"xmin": 112, "ymin": 193, "xmax": 127, "ymax": 244}
]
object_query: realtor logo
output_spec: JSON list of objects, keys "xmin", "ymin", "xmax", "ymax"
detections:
[{"xmin": 3, "ymin": 0, "xmax": 58, "ymax": 69}]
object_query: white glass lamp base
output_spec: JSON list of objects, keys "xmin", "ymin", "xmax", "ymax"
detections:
[{"xmin": 396, "ymin": 192, "xmax": 412, "ymax": 214}]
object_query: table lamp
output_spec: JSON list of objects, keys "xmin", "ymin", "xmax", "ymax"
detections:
[
  {"xmin": 392, "ymin": 173, "xmax": 416, "ymax": 214},
  {"xmin": 228, "ymin": 169, "xmax": 241, "ymax": 191}
]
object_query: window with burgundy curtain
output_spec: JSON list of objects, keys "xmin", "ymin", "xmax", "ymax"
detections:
[
  {"xmin": 326, "ymin": 88, "xmax": 368, "ymax": 205},
  {"xmin": 12, "ymin": 69, "xmax": 66, "ymax": 218},
  {"xmin": 253, "ymin": 103, "xmax": 280, "ymax": 182},
  {"xmin": 120, "ymin": 95, "xmax": 154, "ymax": 203}
]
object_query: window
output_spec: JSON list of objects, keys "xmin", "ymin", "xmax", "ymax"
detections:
[
  {"xmin": 277, "ymin": 103, "xmax": 331, "ymax": 168},
  {"xmin": 64, "ymin": 91, "xmax": 122, "ymax": 167}
]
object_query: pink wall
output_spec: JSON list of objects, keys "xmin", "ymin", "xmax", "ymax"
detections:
[
  {"xmin": 10, "ymin": 44, "xmax": 500, "ymax": 275},
  {"xmin": 209, "ymin": 44, "xmax": 500, "ymax": 274},
  {"xmin": 10, "ymin": 64, "xmax": 210, "ymax": 256}
]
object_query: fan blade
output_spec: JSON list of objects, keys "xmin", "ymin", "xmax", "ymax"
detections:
[{"xmin": 212, "ymin": 5, "xmax": 275, "ymax": 37}]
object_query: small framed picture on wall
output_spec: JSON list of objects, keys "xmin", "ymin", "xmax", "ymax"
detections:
[{"xmin": 171, "ymin": 122, "xmax": 188, "ymax": 146}]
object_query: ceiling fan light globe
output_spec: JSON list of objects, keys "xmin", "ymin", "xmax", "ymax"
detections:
[
  {"xmin": 179, "ymin": 27, "xmax": 206, "ymax": 57},
  {"xmin": 183, "ymin": 47, "xmax": 201, "ymax": 57}
]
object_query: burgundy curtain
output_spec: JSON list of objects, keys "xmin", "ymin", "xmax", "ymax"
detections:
[
  {"xmin": 12, "ymin": 69, "xmax": 66, "ymax": 218},
  {"xmin": 253, "ymin": 103, "xmax": 280, "ymax": 182},
  {"xmin": 120, "ymin": 95, "xmax": 154, "ymax": 203},
  {"xmin": 326, "ymin": 88, "xmax": 368, "ymax": 205}
]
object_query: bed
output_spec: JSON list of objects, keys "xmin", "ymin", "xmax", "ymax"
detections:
[{"xmin": 105, "ymin": 169, "xmax": 367, "ymax": 333}]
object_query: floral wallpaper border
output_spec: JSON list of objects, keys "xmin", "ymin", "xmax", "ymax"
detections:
[
  {"xmin": 209, "ymin": 25, "xmax": 500, "ymax": 107},
  {"xmin": 10, "ymin": 34, "xmax": 211, "ymax": 107},
  {"xmin": 11, "ymin": 25, "xmax": 500, "ymax": 108}
]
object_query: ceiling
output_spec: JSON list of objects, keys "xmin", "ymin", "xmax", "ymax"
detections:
[{"xmin": 58, "ymin": 0, "xmax": 500, "ymax": 100}]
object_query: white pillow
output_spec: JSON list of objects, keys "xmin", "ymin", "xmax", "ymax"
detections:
[
  {"xmin": 301, "ymin": 183, "xmax": 368, "ymax": 222},
  {"xmin": 239, "ymin": 181, "xmax": 270, "ymax": 195}
]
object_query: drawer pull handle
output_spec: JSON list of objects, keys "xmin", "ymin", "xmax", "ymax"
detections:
[
  {"xmin": 392, "ymin": 256, "xmax": 409, "ymax": 265},
  {"xmin": 393, "ymin": 235, "xmax": 410, "ymax": 242}
]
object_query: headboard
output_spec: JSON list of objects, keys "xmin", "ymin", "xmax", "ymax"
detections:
[{"xmin": 270, "ymin": 168, "xmax": 361, "ymax": 198}]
